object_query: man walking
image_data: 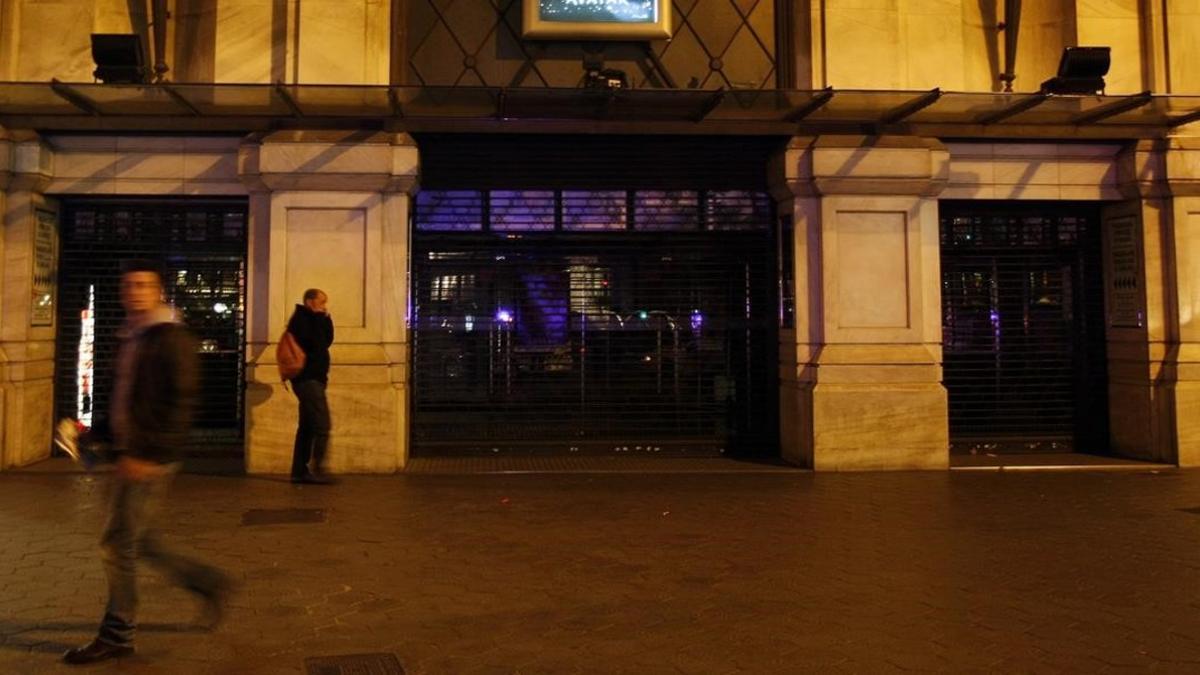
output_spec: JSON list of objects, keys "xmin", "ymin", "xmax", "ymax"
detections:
[
  {"xmin": 64, "ymin": 260, "xmax": 231, "ymax": 665},
  {"xmin": 287, "ymin": 288, "xmax": 334, "ymax": 484}
]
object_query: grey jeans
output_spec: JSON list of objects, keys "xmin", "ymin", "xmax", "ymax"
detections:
[
  {"xmin": 98, "ymin": 466, "xmax": 225, "ymax": 646},
  {"xmin": 291, "ymin": 379, "xmax": 331, "ymax": 478}
]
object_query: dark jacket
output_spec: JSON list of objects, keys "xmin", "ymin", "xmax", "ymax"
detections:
[
  {"xmin": 119, "ymin": 323, "xmax": 199, "ymax": 464},
  {"xmin": 286, "ymin": 304, "xmax": 334, "ymax": 383}
]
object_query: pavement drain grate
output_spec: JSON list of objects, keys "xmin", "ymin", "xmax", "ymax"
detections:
[
  {"xmin": 241, "ymin": 508, "xmax": 326, "ymax": 526},
  {"xmin": 304, "ymin": 653, "xmax": 404, "ymax": 675},
  {"xmin": 1177, "ymin": 507, "xmax": 1200, "ymax": 515}
]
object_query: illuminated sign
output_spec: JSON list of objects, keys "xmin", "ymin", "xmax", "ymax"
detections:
[
  {"xmin": 77, "ymin": 284, "xmax": 95, "ymax": 426},
  {"xmin": 523, "ymin": 0, "xmax": 672, "ymax": 40}
]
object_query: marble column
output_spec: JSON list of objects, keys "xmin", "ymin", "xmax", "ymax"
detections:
[
  {"xmin": 239, "ymin": 131, "xmax": 417, "ymax": 474},
  {"xmin": 772, "ymin": 136, "xmax": 950, "ymax": 471},
  {"xmin": 0, "ymin": 130, "xmax": 57, "ymax": 470}
]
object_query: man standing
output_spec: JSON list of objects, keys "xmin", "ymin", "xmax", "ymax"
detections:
[
  {"xmin": 287, "ymin": 288, "xmax": 334, "ymax": 484},
  {"xmin": 64, "ymin": 260, "xmax": 231, "ymax": 665}
]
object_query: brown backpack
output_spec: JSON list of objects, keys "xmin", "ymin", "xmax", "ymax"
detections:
[{"xmin": 277, "ymin": 331, "xmax": 306, "ymax": 381}]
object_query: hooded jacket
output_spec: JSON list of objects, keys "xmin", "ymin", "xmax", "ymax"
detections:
[
  {"xmin": 286, "ymin": 303, "xmax": 334, "ymax": 384},
  {"xmin": 110, "ymin": 306, "xmax": 199, "ymax": 464}
]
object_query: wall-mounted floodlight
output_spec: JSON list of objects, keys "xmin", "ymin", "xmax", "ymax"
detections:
[
  {"xmin": 91, "ymin": 34, "xmax": 146, "ymax": 84},
  {"xmin": 1040, "ymin": 46, "xmax": 1110, "ymax": 95}
]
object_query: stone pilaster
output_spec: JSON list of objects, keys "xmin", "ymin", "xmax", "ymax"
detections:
[
  {"xmin": 1105, "ymin": 140, "xmax": 1173, "ymax": 463},
  {"xmin": 771, "ymin": 136, "xmax": 949, "ymax": 470},
  {"xmin": 238, "ymin": 131, "xmax": 417, "ymax": 474},
  {"xmin": 0, "ymin": 130, "xmax": 57, "ymax": 470},
  {"xmin": 1168, "ymin": 139, "xmax": 1200, "ymax": 466},
  {"xmin": 1160, "ymin": 137, "xmax": 1200, "ymax": 467},
  {"xmin": 1112, "ymin": 138, "xmax": 1200, "ymax": 466}
]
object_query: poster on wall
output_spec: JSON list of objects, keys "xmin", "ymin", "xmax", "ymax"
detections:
[
  {"xmin": 523, "ymin": 0, "xmax": 672, "ymax": 40},
  {"xmin": 31, "ymin": 209, "xmax": 58, "ymax": 327},
  {"xmin": 1107, "ymin": 216, "xmax": 1143, "ymax": 329}
]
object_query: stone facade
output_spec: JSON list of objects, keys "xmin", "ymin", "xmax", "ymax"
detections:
[
  {"xmin": 2, "ymin": 1, "xmax": 1200, "ymax": 471},
  {"xmin": 0, "ymin": 131, "xmax": 55, "ymax": 470},
  {"xmin": 0, "ymin": 129, "xmax": 417, "ymax": 472},
  {"xmin": 4, "ymin": 2, "xmax": 1200, "ymax": 94}
]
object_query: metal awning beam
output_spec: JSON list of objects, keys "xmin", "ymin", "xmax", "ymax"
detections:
[
  {"xmin": 643, "ymin": 43, "xmax": 677, "ymax": 89},
  {"xmin": 692, "ymin": 88, "xmax": 725, "ymax": 122},
  {"xmin": 1169, "ymin": 107, "xmax": 1200, "ymax": 128},
  {"xmin": 881, "ymin": 88, "xmax": 942, "ymax": 124},
  {"xmin": 976, "ymin": 92, "xmax": 1049, "ymax": 125},
  {"xmin": 784, "ymin": 86, "xmax": 833, "ymax": 123},
  {"xmin": 387, "ymin": 87, "xmax": 405, "ymax": 118},
  {"xmin": 495, "ymin": 88, "xmax": 508, "ymax": 119},
  {"xmin": 49, "ymin": 78, "xmax": 101, "ymax": 115},
  {"xmin": 3, "ymin": 83, "xmax": 1192, "ymax": 138},
  {"xmin": 161, "ymin": 84, "xmax": 201, "ymax": 115},
  {"xmin": 1072, "ymin": 91, "xmax": 1153, "ymax": 125},
  {"xmin": 273, "ymin": 82, "xmax": 304, "ymax": 117},
  {"xmin": 598, "ymin": 89, "xmax": 618, "ymax": 119}
]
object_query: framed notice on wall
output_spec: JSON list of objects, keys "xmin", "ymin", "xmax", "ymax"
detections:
[
  {"xmin": 523, "ymin": 0, "xmax": 672, "ymax": 40},
  {"xmin": 1107, "ymin": 216, "xmax": 1143, "ymax": 329},
  {"xmin": 31, "ymin": 209, "xmax": 58, "ymax": 327}
]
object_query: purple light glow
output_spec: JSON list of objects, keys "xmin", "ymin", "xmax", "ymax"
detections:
[
  {"xmin": 495, "ymin": 309, "xmax": 514, "ymax": 324},
  {"xmin": 690, "ymin": 309, "xmax": 704, "ymax": 331},
  {"xmin": 519, "ymin": 273, "xmax": 568, "ymax": 345}
]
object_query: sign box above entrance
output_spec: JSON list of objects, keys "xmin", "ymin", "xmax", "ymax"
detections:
[{"xmin": 523, "ymin": 0, "xmax": 672, "ymax": 40}]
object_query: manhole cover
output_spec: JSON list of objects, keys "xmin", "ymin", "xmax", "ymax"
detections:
[
  {"xmin": 241, "ymin": 508, "xmax": 326, "ymax": 526},
  {"xmin": 305, "ymin": 653, "xmax": 404, "ymax": 675}
]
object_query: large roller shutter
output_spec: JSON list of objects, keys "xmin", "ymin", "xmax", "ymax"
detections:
[
  {"xmin": 939, "ymin": 202, "xmax": 1109, "ymax": 453},
  {"xmin": 410, "ymin": 135, "xmax": 783, "ymax": 457},
  {"xmin": 55, "ymin": 199, "xmax": 248, "ymax": 456}
]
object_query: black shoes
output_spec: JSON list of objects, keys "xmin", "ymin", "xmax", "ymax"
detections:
[
  {"xmin": 62, "ymin": 638, "xmax": 134, "ymax": 665},
  {"xmin": 64, "ymin": 575, "xmax": 234, "ymax": 664}
]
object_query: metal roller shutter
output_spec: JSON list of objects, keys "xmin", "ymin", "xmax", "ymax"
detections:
[
  {"xmin": 410, "ymin": 135, "xmax": 782, "ymax": 457},
  {"xmin": 939, "ymin": 202, "xmax": 1109, "ymax": 453},
  {"xmin": 55, "ymin": 199, "xmax": 249, "ymax": 456}
]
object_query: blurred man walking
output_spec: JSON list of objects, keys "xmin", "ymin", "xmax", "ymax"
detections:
[{"xmin": 64, "ymin": 260, "xmax": 232, "ymax": 665}]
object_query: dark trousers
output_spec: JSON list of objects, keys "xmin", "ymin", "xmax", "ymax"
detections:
[
  {"xmin": 98, "ymin": 467, "xmax": 227, "ymax": 646},
  {"xmin": 291, "ymin": 379, "xmax": 331, "ymax": 478}
]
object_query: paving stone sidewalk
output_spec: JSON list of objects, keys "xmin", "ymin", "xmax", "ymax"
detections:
[{"xmin": 3, "ymin": 463, "xmax": 1200, "ymax": 674}]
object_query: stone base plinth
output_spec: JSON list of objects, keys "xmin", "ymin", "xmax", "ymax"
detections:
[
  {"xmin": 783, "ymin": 381, "xmax": 948, "ymax": 471},
  {"xmin": 245, "ymin": 342, "xmax": 408, "ymax": 474},
  {"xmin": 1108, "ymin": 379, "xmax": 1174, "ymax": 463},
  {"xmin": 1173, "ymin": 381, "xmax": 1200, "ymax": 467},
  {"xmin": 245, "ymin": 376, "xmax": 406, "ymax": 474},
  {"xmin": 0, "ymin": 375, "xmax": 53, "ymax": 469},
  {"xmin": 0, "ymin": 337, "xmax": 55, "ymax": 470}
]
